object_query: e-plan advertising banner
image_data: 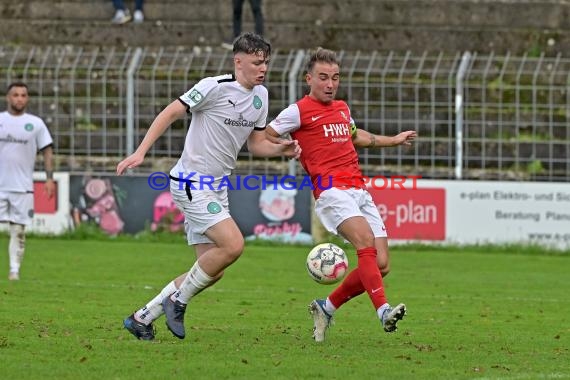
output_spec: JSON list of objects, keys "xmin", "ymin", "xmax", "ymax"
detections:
[{"xmin": 369, "ymin": 179, "xmax": 570, "ymax": 249}]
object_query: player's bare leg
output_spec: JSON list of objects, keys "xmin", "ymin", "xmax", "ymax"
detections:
[
  {"xmin": 8, "ymin": 223, "xmax": 25, "ymax": 280},
  {"xmin": 163, "ymin": 218, "xmax": 244, "ymax": 339},
  {"xmin": 375, "ymin": 236, "xmax": 390, "ymax": 277}
]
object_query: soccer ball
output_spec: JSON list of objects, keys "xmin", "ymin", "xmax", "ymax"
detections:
[{"xmin": 306, "ymin": 243, "xmax": 349, "ymax": 284}]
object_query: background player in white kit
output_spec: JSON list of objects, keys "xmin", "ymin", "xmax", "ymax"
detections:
[
  {"xmin": 0, "ymin": 82, "xmax": 55, "ymax": 281},
  {"xmin": 117, "ymin": 33, "xmax": 301, "ymax": 340}
]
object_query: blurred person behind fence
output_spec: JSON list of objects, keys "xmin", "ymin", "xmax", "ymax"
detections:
[
  {"xmin": 111, "ymin": 0, "xmax": 145, "ymax": 24},
  {"xmin": 223, "ymin": 0, "xmax": 264, "ymax": 49}
]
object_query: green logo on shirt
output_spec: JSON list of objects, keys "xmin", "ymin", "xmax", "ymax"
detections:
[
  {"xmin": 253, "ymin": 95, "xmax": 262, "ymax": 109},
  {"xmin": 24, "ymin": 123, "xmax": 34, "ymax": 131},
  {"xmin": 189, "ymin": 89, "xmax": 204, "ymax": 104},
  {"xmin": 207, "ymin": 202, "xmax": 222, "ymax": 214}
]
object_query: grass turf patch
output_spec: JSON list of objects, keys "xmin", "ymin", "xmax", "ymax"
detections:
[{"xmin": 0, "ymin": 237, "xmax": 568, "ymax": 379}]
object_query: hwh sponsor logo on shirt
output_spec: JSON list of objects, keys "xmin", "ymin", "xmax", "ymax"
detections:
[{"xmin": 322, "ymin": 123, "xmax": 350, "ymax": 137}]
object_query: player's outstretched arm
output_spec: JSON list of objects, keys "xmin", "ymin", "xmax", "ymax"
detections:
[
  {"xmin": 247, "ymin": 128, "xmax": 301, "ymax": 159},
  {"xmin": 117, "ymin": 101, "xmax": 187, "ymax": 175},
  {"xmin": 352, "ymin": 128, "xmax": 417, "ymax": 148},
  {"xmin": 41, "ymin": 145, "xmax": 55, "ymax": 199}
]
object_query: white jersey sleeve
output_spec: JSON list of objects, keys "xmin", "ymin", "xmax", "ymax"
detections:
[
  {"xmin": 178, "ymin": 77, "xmax": 221, "ymax": 112},
  {"xmin": 36, "ymin": 118, "xmax": 53, "ymax": 150},
  {"xmin": 268, "ymin": 103, "xmax": 301, "ymax": 136}
]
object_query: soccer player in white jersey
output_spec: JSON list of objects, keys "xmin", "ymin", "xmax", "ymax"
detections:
[
  {"xmin": 0, "ymin": 82, "xmax": 55, "ymax": 281},
  {"xmin": 117, "ymin": 33, "xmax": 301, "ymax": 341},
  {"xmin": 267, "ymin": 48, "xmax": 416, "ymax": 341}
]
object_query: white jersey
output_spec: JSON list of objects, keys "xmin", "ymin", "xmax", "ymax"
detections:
[
  {"xmin": 170, "ymin": 74, "xmax": 268, "ymax": 183},
  {"xmin": 0, "ymin": 111, "xmax": 53, "ymax": 192}
]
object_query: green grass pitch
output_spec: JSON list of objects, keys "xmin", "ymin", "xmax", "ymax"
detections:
[{"xmin": 0, "ymin": 237, "xmax": 569, "ymax": 379}]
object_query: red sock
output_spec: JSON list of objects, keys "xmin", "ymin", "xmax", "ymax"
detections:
[
  {"xmin": 356, "ymin": 247, "xmax": 387, "ymax": 309},
  {"xmin": 329, "ymin": 268, "xmax": 365, "ymax": 308}
]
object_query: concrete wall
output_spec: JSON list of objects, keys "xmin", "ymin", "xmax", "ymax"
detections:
[{"xmin": 0, "ymin": 0, "xmax": 569, "ymax": 53}]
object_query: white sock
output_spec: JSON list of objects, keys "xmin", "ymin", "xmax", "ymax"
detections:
[
  {"xmin": 323, "ymin": 298, "xmax": 337, "ymax": 315},
  {"xmin": 9, "ymin": 224, "xmax": 25, "ymax": 274},
  {"xmin": 134, "ymin": 281, "xmax": 177, "ymax": 325},
  {"xmin": 377, "ymin": 303, "xmax": 390, "ymax": 321},
  {"xmin": 172, "ymin": 261, "xmax": 215, "ymax": 304}
]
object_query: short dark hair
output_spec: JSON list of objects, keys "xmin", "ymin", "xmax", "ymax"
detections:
[
  {"xmin": 233, "ymin": 32, "xmax": 271, "ymax": 59},
  {"xmin": 305, "ymin": 48, "xmax": 339, "ymax": 74},
  {"xmin": 7, "ymin": 81, "xmax": 28, "ymax": 94}
]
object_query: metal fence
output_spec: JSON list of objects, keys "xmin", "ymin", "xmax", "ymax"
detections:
[{"xmin": 1, "ymin": 45, "xmax": 569, "ymax": 181}]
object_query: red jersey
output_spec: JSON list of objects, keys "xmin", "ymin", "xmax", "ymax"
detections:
[{"xmin": 270, "ymin": 95, "xmax": 364, "ymax": 198}]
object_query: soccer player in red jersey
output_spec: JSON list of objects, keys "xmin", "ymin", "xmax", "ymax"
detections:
[{"xmin": 267, "ymin": 48, "xmax": 417, "ymax": 342}]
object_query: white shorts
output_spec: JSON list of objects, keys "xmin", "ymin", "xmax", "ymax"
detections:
[
  {"xmin": 315, "ymin": 187, "xmax": 387, "ymax": 238},
  {"xmin": 0, "ymin": 191, "xmax": 34, "ymax": 225},
  {"xmin": 170, "ymin": 179, "xmax": 231, "ymax": 245}
]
